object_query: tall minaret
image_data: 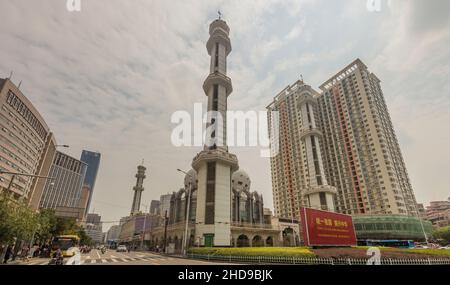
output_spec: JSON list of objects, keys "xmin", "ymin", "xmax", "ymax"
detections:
[
  {"xmin": 130, "ymin": 164, "xmax": 146, "ymax": 215},
  {"xmin": 192, "ymin": 16, "xmax": 239, "ymax": 247}
]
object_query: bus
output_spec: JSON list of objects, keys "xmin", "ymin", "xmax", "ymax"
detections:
[
  {"xmin": 51, "ymin": 235, "xmax": 80, "ymax": 257},
  {"xmin": 358, "ymin": 239, "xmax": 415, "ymax": 248}
]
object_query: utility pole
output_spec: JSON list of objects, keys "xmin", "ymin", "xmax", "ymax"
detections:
[
  {"xmin": 177, "ymin": 168, "xmax": 193, "ymax": 256},
  {"xmin": 163, "ymin": 210, "xmax": 168, "ymax": 254}
]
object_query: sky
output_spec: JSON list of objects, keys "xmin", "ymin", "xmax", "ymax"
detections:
[{"xmin": 1, "ymin": 0, "xmax": 449, "ymax": 231}]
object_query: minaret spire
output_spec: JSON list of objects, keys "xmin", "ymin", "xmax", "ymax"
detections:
[
  {"xmin": 130, "ymin": 164, "xmax": 147, "ymax": 215},
  {"xmin": 203, "ymin": 17, "xmax": 233, "ymax": 151},
  {"xmin": 192, "ymin": 18, "xmax": 239, "ymax": 247}
]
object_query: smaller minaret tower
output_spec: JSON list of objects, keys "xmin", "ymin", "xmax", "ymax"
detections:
[{"xmin": 130, "ymin": 163, "xmax": 146, "ymax": 215}]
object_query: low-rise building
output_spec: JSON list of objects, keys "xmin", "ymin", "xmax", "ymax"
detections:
[{"xmin": 425, "ymin": 199, "xmax": 450, "ymax": 228}]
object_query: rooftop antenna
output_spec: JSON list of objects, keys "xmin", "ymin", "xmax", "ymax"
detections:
[
  {"xmin": 141, "ymin": 158, "xmax": 145, "ymax": 166},
  {"xmin": 18, "ymin": 80, "xmax": 22, "ymax": 89},
  {"xmin": 8, "ymin": 71, "xmax": 13, "ymax": 80},
  {"xmin": 218, "ymin": 10, "xmax": 222, "ymax": 20},
  {"xmin": 300, "ymin": 74, "xmax": 304, "ymax": 83}
]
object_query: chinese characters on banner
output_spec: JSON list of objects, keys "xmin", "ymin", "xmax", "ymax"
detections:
[{"xmin": 300, "ymin": 207, "xmax": 357, "ymax": 246}]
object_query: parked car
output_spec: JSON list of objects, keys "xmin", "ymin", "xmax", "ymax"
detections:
[{"xmin": 116, "ymin": 245, "xmax": 127, "ymax": 252}]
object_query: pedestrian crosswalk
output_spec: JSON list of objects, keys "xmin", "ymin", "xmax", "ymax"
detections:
[
  {"xmin": 22, "ymin": 254, "xmax": 166, "ymax": 265},
  {"xmin": 79, "ymin": 255, "xmax": 165, "ymax": 265}
]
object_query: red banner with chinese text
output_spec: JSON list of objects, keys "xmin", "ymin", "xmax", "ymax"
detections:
[{"xmin": 300, "ymin": 207, "xmax": 357, "ymax": 246}]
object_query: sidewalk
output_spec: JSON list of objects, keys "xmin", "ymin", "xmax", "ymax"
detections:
[{"xmin": 1, "ymin": 257, "xmax": 48, "ymax": 265}]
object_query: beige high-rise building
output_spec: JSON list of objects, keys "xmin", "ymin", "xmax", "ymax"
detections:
[
  {"xmin": 267, "ymin": 81, "xmax": 336, "ymax": 220},
  {"xmin": 268, "ymin": 59, "xmax": 418, "ymax": 218},
  {"xmin": 0, "ymin": 78, "xmax": 55, "ymax": 205},
  {"xmin": 317, "ymin": 59, "xmax": 417, "ymax": 216}
]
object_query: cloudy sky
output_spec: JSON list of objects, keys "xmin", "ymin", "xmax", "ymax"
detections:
[{"xmin": 1, "ymin": 0, "xmax": 449, "ymax": 230}]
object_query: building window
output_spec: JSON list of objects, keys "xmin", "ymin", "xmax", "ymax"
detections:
[
  {"xmin": 213, "ymin": 84, "xmax": 219, "ymax": 111},
  {"xmin": 205, "ymin": 162, "xmax": 216, "ymax": 224},
  {"xmin": 215, "ymin": 43, "xmax": 219, "ymax": 68}
]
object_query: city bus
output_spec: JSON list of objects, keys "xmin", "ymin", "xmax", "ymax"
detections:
[
  {"xmin": 51, "ymin": 235, "xmax": 80, "ymax": 257},
  {"xmin": 358, "ymin": 239, "xmax": 415, "ymax": 248}
]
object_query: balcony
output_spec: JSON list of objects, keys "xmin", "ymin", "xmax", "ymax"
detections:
[
  {"xmin": 299, "ymin": 127, "xmax": 323, "ymax": 140},
  {"xmin": 203, "ymin": 72, "xmax": 233, "ymax": 96}
]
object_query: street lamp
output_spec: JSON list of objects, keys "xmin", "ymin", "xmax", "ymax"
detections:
[
  {"xmin": 0, "ymin": 170, "xmax": 55, "ymax": 197},
  {"xmin": 177, "ymin": 168, "xmax": 192, "ymax": 256}
]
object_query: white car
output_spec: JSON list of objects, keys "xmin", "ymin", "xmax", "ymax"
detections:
[{"xmin": 116, "ymin": 245, "xmax": 127, "ymax": 252}]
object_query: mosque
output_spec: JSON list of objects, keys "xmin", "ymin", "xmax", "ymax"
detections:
[{"xmin": 146, "ymin": 17, "xmax": 305, "ymax": 251}]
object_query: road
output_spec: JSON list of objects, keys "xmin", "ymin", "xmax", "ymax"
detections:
[{"xmin": 10, "ymin": 249, "xmax": 234, "ymax": 265}]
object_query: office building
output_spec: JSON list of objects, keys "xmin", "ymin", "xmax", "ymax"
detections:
[
  {"xmin": 84, "ymin": 223, "xmax": 103, "ymax": 244},
  {"xmin": 0, "ymin": 78, "xmax": 55, "ymax": 204},
  {"xmin": 77, "ymin": 185, "xmax": 90, "ymax": 220},
  {"xmin": 106, "ymin": 225, "xmax": 122, "ymax": 242},
  {"xmin": 86, "ymin": 213, "xmax": 102, "ymax": 228},
  {"xmin": 39, "ymin": 151, "xmax": 87, "ymax": 209},
  {"xmin": 159, "ymin": 194, "xmax": 172, "ymax": 217},
  {"xmin": 80, "ymin": 150, "xmax": 101, "ymax": 216},
  {"xmin": 150, "ymin": 200, "xmax": 160, "ymax": 215}
]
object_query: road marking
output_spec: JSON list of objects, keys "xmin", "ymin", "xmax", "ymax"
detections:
[
  {"xmin": 86, "ymin": 256, "xmax": 91, "ymax": 259},
  {"xmin": 120, "ymin": 258, "xmax": 128, "ymax": 262},
  {"xmin": 95, "ymin": 250, "xmax": 101, "ymax": 259},
  {"xmin": 110, "ymin": 255, "xmax": 118, "ymax": 258},
  {"xmin": 80, "ymin": 260, "xmax": 85, "ymax": 265},
  {"xmin": 115, "ymin": 252, "xmax": 130, "ymax": 259},
  {"xmin": 111, "ymin": 258, "xmax": 118, "ymax": 263},
  {"xmin": 90, "ymin": 259, "xmax": 96, "ymax": 264},
  {"xmin": 101, "ymin": 259, "xmax": 107, "ymax": 263}
]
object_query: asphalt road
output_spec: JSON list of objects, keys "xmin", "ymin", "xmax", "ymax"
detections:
[{"xmin": 10, "ymin": 249, "xmax": 234, "ymax": 265}]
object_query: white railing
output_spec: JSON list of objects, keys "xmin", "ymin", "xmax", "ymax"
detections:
[{"xmin": 188, "ymin": 253, "xmax": 450, "ymax": 265}]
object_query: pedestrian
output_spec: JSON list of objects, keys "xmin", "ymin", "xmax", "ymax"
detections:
[{"xmin": 3, "ymin": 245, "xmax": 12, "ymax": 264}]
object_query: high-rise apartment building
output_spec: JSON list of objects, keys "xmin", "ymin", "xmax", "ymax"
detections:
[
  {"xmin": 268, "ymin": 59, "xmax": 418, "ymax": 218},
  {"xmin": 80, "ymin": 150, "xmax": 101, "ymax": 216},
  {"xmin": 317, "ymin": 59, "xmax": 417, "ymax": 215},
  {"xmin": 267, "ymin": 81, "xmax": 336, "ymax": 220},
  {"xmin": 39, "ymin": 151, "xmax": 87, "ymax": 209}
]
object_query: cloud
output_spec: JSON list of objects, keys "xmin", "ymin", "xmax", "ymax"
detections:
[{"xmin": 0, "ymin": 0, "xmax": 449, "ymax": 228}]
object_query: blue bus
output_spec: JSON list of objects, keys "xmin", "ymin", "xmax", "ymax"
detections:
[{"xmin": 358, "ymin": 239, "xmax": 415, "ymax": 248}]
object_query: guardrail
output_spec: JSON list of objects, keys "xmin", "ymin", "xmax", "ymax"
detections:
[{"xmin": 188, "ymin": 253, "xmax": 450, "ymax": 265}]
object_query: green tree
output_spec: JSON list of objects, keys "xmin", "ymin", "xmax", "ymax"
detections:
[
  {"xmin": 0, "ymin": 193, "xmax": 37, "ymax": 246},
  {"xmin": 35, "ymin": 209, "xmax": 57, "ymax": 244},
  {"xmin": 433, "ymin": 227, "xmax": 450, "ymax": 245},
  {"xmin": 0, "ymin": 193, "xmax": 16, "ymax": 245},
  {"xmin": 78, "ymin": 228, "xmax": 93, "ymax": 246}
]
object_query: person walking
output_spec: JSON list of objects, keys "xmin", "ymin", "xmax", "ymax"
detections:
[{"xmin": 3, "ymin": 245, "xmax": 12, "ymax": 264}]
